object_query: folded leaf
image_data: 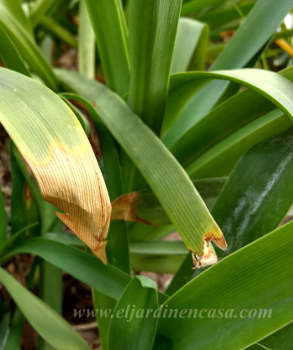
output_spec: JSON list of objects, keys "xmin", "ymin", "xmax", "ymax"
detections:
[{"xmin": 0, "ymin": 67, "xmax": 111, "ymax": 261}]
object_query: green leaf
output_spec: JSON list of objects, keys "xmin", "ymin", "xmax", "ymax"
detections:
[
  {"xmin": 0, "ymin": 183, "xmax": 7, "ymax": 243},
  {"xmin": 108, "ymin": 276, "xmax": 159, "ymax": 350},
  {"xmin": 0, "ymin": 266, "xmax": 91, "ymax": 350},
  {"xmin": 211, "ymin": 0, "xmax": 291, "ymax": 70},
  {"xmin": 78, "ymin": 0, "xmax": 95, "ymax": 79},
  {"xmin": 0, "ymin": 3, "xmax": 58, "ymax": 90},
  {"xmin": 213, "ymin": 129, "xmax": 293, "ymax": 256},
  {"xmin": 128, "ymin": 0, "xmax": 182, "ymax": 131},
  {"xmin": 163, "ymin": 0, "xmax": 293, "ymax": 146},
  {"xmin": 61, "ymin": 98, "xmax": 90, "ymax": 135},
  {"xmin": 56, "ymin": 69, "xmax": 227, "ymax": 267},
  {"xmin": 187, "ymin": 110, "xmax": 291, "ymax": 178},
  {"xmin": 0, "ymin": 22, "xmax": 31, "ymax": 76},
  {"xmin": 0, "ymin": 0, "xmax": 32, "ymax": 33},
  {"xmin": 0, "ymin": 237, "xmax": 130, "ymax": 301},
  {"xmin": 156, "ymin": 221, "xmax": 293, "ymax": 350},
  {"xmin": 130, "ymin": 241, "xmax": 187, "ymax": 274},
  {"xmin": 163, "ymin": 68, "xmax": 293, "ymax": 167},
  {"xmin": 171, "ymin": 18, "xmax": 208, "ymax": 73},
  {"xmin": 85, "ymin": 0, "xmax": 129, "ymax": 95},
  {"xmin": 129, "ymin": 224, "xmax": 174, "ymax": 243},
  {"xmin": 170, "ymin": 125, "xmax": 293, "ymax": 287},
  {"xmin": 169, "ymin": 88, "xmax": 274, "ymax": 165},
  {"xmin": 171, "ymin": 63, "xmax": 293, "ymax": 165}
]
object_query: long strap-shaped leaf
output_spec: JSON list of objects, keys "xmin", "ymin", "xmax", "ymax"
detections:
[
  {"xmin": 128, "ymin": 0, "xmax": 182, "ymax": 131},
  {"xmin": 163, "ymin": 0, "xmax": 293, "ymax": 146},
  {"xmin": 0, "ymin": 237, "xmax": 130, "ymax": 300},
  {"xmin": 0, "ymin": 266, "xmax": 91, "ymax": 350},
  {"xmin": 85, "ymin": 0, "xmax": 129, "ymax": 96},
  {"xmin": 56, "ymin": 69, "xmax": 227, "ymax": 268},
  {"xmin": 0, "ymin": 67, "xmax": 111, "ymax": 261},
  {"xmin": 168, "ymin": 59, "xmax": 293, "ymax": 164},
  {"xmin": 164, "ymin": 69, "xmax": 293, "ymax": 177},
  {"xmin": 168, "ymin": 69, "xmax": 293, "ymax": 126},
  {"xmin": 156, "ymin": 221, "xmax": 293, "ymax": 350}
]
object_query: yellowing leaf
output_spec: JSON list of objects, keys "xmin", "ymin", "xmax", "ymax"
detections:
[{"xmin": 0, "ymin": 67, "xmax": 111, "ymax": 261}]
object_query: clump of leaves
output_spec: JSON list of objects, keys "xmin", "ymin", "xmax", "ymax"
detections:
[{"xmin": 0, "ymin": 0, "xmax": 293, "ymax": 350}]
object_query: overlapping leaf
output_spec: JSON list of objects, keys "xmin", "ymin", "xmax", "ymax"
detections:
[
  {"xmin": 0, "ymin": 67, "xmax": 111, "ymax": 261},
  {"xmin": 156, "ymin": 222, "xmax": 293, "ymax": 350},
  {"xmin": 56, "ymin": 69, "xmax": 227, "ymax": 267}
]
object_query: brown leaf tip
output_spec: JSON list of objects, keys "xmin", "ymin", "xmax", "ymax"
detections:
[
  {"xmin": 192, "ymin": 240, "xmax": 218, "ymax": 269},
  {"xmin": 191, "ymin": 232, "xmax": 228, "ymax": 269},
  {"xmin": 205, "ymin": 232, "xmax": 228, "ymax": 251}
]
